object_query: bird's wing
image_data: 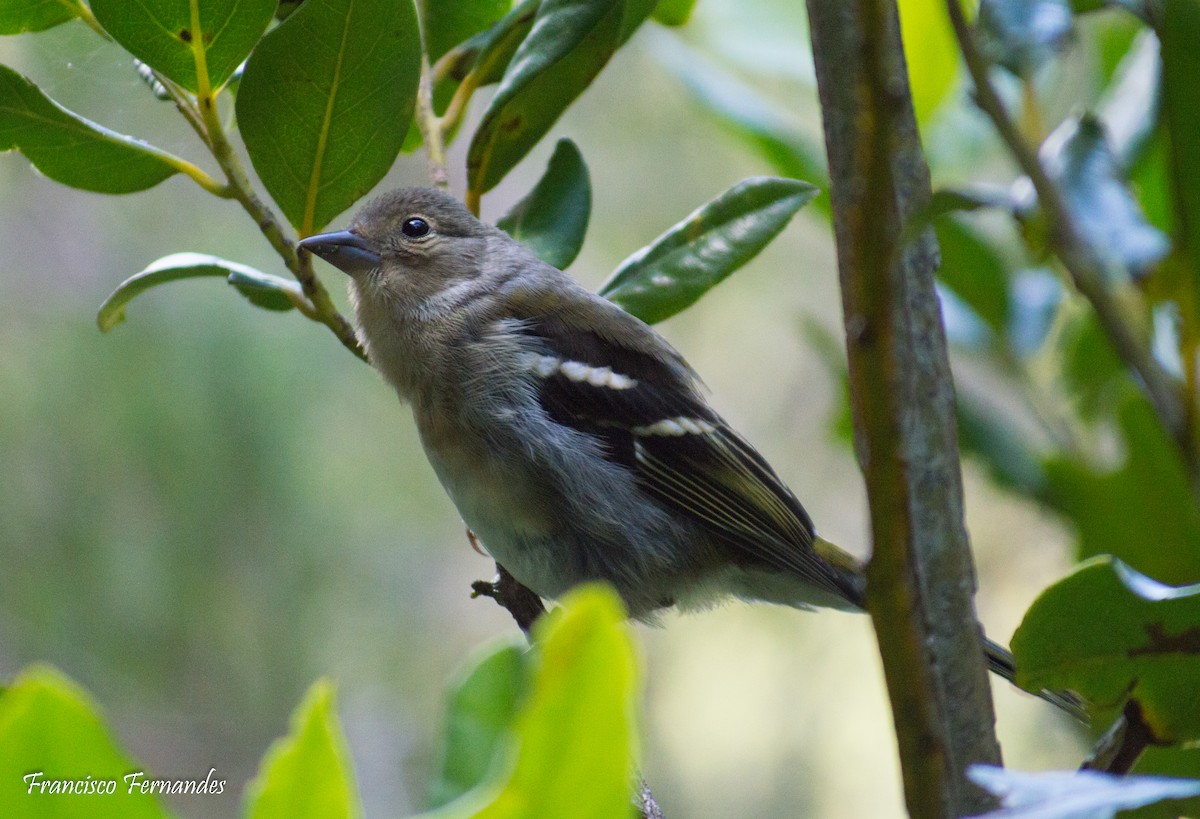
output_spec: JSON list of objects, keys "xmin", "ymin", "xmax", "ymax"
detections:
[{"xmin": 501, "ymin": 287, "xmax": 857, "ymax": 604}]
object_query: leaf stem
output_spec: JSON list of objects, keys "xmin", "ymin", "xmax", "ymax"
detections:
[
  {"xmin": 415, "ymin": 55, "xmax": 451, "ymax": 192},
  {"xmin": 946, "ymin": 0, "xmax": 1194, "ymax": 476}
]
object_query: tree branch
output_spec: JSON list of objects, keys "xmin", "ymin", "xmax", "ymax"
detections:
[
  {"xmin": 945, "ymin": 0, "xmax": 1193, "ymax": 475},
  {"xmin": 806, "ymin": 2, "xmax": 1002, "ymax": 815}
]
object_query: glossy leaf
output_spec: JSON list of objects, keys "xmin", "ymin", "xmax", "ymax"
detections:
[
  {"xmin": 1041, "ymin": 387, "xmax": 1200, "ymax": 583},
  {"xmin": 427, "ymin": 640, "xmax": 527, "ymax": 809},
  {"xmin": 978, "ymin": 0, "xmax": 1074, "ymax": 76},
  {"xmin": 420, "ymin": 585, "xmax": 638, "ymax": 819},
  {"xmin": 599, "ymin": 177, "xmax": 818, "ymax": 325},
  {"xmin": 1157, "ymin": 0, "xmax": 1200, "ymax": 315},
  {"xmin": 496, "ymin": 138, "xmax": 591, "ymax": 269},
  {"xmin": 897, "ymin": 0, "xmax": 959, "ymax": 122},
  {"xmin": 97, "ymin": 253, "xmax": 300, "ymax": 332},
  {"xmin": 968, "ymin": 765, "xmax": 1200, "ymax": 819},
  {"xmin": 237, "ymin": 0, "xmax": 421, "ymax": 234},
  {"xmin": 0, "ymin": 0, "xmax": 81, "ymax": 33},
  {"xmin": 1096, "ymin": 30, "xmax": 1159, "ymax": 168},
  {"xmin": 467, "ymin": 0, "xmax": 655, "ymax": 197},
  {"xmin": 652, "ymin": 34, "xmax": 829, "ymax": 216},
  {"xmin": 652, "ymin": 0, "xmax": 696, "ymax": 26},
  {"xmin": 244, "ymin": 680, "xmax": 361, "ymax": 819},
  {"xmin": 1013, "ymin": 556, "xmax": 1200, "ymax": 741},
  {"xmin": 0, "ymin": 665, "xmax": 165, "ymax": 818},
  {"xmin": 0, "ymin": 65, "xmax": 181, "ymax": 194},
  {"xmin": 1040, "ymin": 114, "xmax": 1169, "ymax": 278},
  {"xmin": 91, "ymin": 0, "xmax": 273, "ymax": 93},
  {"xmin": 419, "ymin": 0, "xmax": 512, "ymax": 63},
  {"xmin": 437, "ymin": 0, "xmax": 539, "ymax": 89}
]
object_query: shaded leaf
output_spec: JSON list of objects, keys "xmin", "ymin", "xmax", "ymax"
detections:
[
  {"xmin": 1041, "ymin": 387, "xmax": 1200, "ymax": 583},
  {"xmin": 437, "ymin": 0, "xmax": 540, "ymax": 88},
  {"xmin": 467, "ymin": 0, "xmax": 654, "ymax": 197},
  {"xmin": 1156, "ymin": 0, "xmax": 1200, "ymax": 319},
  {"xmin": 652, "ymin": 33, "xmax": 829, "ymax": 216},
  {"xmin": 1040, "ymin": 114, "xmax": 1169, "ymax": 278},
  {"xmin": 652, "ymin": 0, "xmax": 696, "ymax": 26},
  {"xmin": 0, "ymin": 65, "xmax": 181, "ymax": 194},
  {"xmin": 97, "ymin": 253, "xmax": 299, "ymax": 332},
  {"xmin": 244, "ymin": 680, "xmax": 361, "ymax": 819},
  {"xmin": 978, "ymin": 0, "xmax": 1074, "ymax": 76},
  {"xmin": 599, "ymin": 177, "xmax": 818, "ymax": 324},
  {"xmin": 1013, "ymin": 556, "xmax": 1200, "ymax": 741},
  {"xmin": 419, "ymin": 0, "xmax": 512, "ymax": 63},
  {"xmin": 427, "ymin": 640, "xmax": 528, "ymax": 809},
  {"xmin": 419, "ymin": 585, "xmax": 638, "ymax": 819},
  {"xmin": 935, "ymin": 216, "xmax": 1013, "ymax": 335},
  {"xmin": 496, "ymin": 138, "xmax": 590, "ymax": 269},
  {"xmin": 237, "ymin": 0, "xmax": 421, "ymax": 234},
  {"xmin": 968, "ymin": 765, "xmax": 1200, "ymax": 819},
  {"xmin": 91, "ymin": 0, "xmax": 274, "ymax": 92},
  {"xmin": 0, "ymin": 665, "xmax": 165, "ymax": 818},
  {"xmin": 957, "ymin": 390, "xmax": 1047, "ymax": 494},
  {"xmin": 0, "ymin": 0, "xmax": 81, "ymax": 34}
]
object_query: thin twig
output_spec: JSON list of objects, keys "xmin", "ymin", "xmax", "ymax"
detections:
[
  {"xmin": 415, "ymin": 56, "xmax": 451, "ymax": 193},
  {"xmin": 946, "ymin": 0, "xmax": 1192, "ymax": 473}
]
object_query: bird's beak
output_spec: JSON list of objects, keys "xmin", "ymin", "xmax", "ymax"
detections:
[{"xmin": 298, "ymin": 230, "xmax": 381, "ymax": 274}]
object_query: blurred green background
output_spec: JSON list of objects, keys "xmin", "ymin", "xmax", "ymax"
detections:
[{"xmin": 0, "ymin": 2, "xmax": 1089, "ymax": 817}]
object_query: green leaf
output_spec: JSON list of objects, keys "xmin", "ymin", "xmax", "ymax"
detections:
[
  {"xmin": 957, "ymin": 390, "xmax": 1047, "ymax": 494},
  {"xmin": 1157, "ymin": 0, "xmax": 1200, "ymax": 319},
  {"xmin": 652, "ymin": 0, "xmax": 696, "ymax": 26},
  {"xmin": 244, "ymin": 680, "xmax": 361, "ymax": 819},
  {"xmin": 91, "ymin": 0, "xmax": 274, "ymax": 93},
  {"xmin": 1013, "ymin": 557, "xmax": 1200, "ymax": 742},
  {"xmin": 437, "ymin": 0, "xmax": 539, "ymax": 88},
  {"xmin": 652, "ymin": 35, "xmax": 829, "ymax": 216},
  {"xmin": 0, "ymin": 65, "xmax": 181, "ymax": 194},
  {"xmin": 599, "ymin": 177, "xmax": 818, "ymax": 324},
  {"xmin": 237, "ymin": 0, "xmax": 421, "ymax": 234},
  {"xmin": 421, "ymin": 585, "xmax": 638, "ymax": 819},
  {"xmin": 935, "ymin": 216, "xmax": 1012, "ymax": 335},
  {"xmin": 97, "ymin": 253, "xmax": 300, "ymax": 332},
  {"xmin": 897, "ymin": 0, "xmax": 960, "ymax": 123},
  {"xmin": 968, "ymin": 765, "xmax": 1200, "ymax": 818},
  {"xmin": 427, "ymin": 640, "xmax": 528, "ymax": 809},
  {"xmin": 496, "ymin": 138, "xmax": 590, "ymax": 269},
  {"xmin": 419, "ymin": 0, "xmax": 512, "ymax": 63},
  {"xmin": 0, "ymin": 0, "xmax": 81, "ymax": 33},
  {"xmin": 978, "ymin": 0, "xmax": 1074, "ymax": 76},
  {"xmin": 1041, "ymin": 114, "xmax": 1170, "ymax": 278},
  {"xmin": 1041, "ymin": 387, "xmax": 1200, "ymax": 583},
  {"xmin": 0, "ymin": 665, "xmax": 166, "ymax": 818},
  {"xmin": 467, "ymin": 0, "xmax": 654, "ymax": 198}
]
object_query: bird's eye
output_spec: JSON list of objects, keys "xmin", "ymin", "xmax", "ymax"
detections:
[{"xmin": 401, "ymin": 217, "xmax": 430, "ymax": 238}]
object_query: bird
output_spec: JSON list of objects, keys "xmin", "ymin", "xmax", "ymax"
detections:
[{"xmin": 299, "ymin": 186, "xmax": 1081, "ymax": 716}]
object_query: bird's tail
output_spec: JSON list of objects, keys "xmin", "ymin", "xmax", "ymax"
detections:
[{"xmin": 985, "ymin": 637, "xmax": 1088, "ymax": 722}]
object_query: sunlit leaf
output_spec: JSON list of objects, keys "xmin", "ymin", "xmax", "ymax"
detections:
[
  {"xmin": 91, "ymin": 0, "xmax": 274, "ymax": 92},
  {"xmin": 599, "ymin": 177, "xmax": 818, "ymax": 324},
  {"xmin": 978, "ymin": 0, "xmax": 1074, "ymax": 76},
  {"xmin": 418, "ymin": 586, "xmax": 637, "ymax": 819},
  {"xmin": 237, "ymin": 0, "xmax": 421, "ymax": 234},
  {"xmin": 244, "ymin": 680, "xmax": 361, "ymax": 819},
  {"xmin": 897, "ymin": 0, "xmax": 959, "ymax": 123},
  {"xmin": 467, "ymin": 0, "xmax": 655, "ymax": 198},
  {"xmin": 968, "ymin": 765, "xmax": 1200, "ymax": 819},
  {"xmin": 97, "ymin": 253, "xmax": 300, "ymax": 332},
  {"xmin": 497, "ymin": 138, "xmax": 590, "ymax": 269},
  {"xmin": 0, "ymin": 66, "xmax": 181, "ymax": 194},
  {"xmin": 0, "ymin": 0, "xmax": 82, "ymax": 33},
  {"xmin": 1013, "ymin": 556, "xmax": 1200, "ymax": 742},
  {"xmin": 652, "ymin": 0, "xmax": 696, "ymax": 26},
  {"xmin": 427, "ymin": 640, "xmax": 528, "ymax": 809},
  {"xmin": 1039, "ymin": 114, "xmax": 1169, "ymax": 278},
  {"xmin": 0, "ymin": 665, "xmax": 165, "ymax": 818}
]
